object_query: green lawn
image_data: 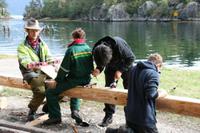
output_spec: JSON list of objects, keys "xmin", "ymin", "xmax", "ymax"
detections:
[
  {"xmin": 91, "ymin": 67, "xmax": 200, "ymax": 99},
  {"xmin": 160, "ymin": 68, "xmax": 200, "ymax": 99}
]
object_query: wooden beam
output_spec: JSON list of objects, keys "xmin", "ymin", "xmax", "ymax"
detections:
[
  {"xmin": 0, "ymin": 75, "xmax": 127, "ymax": 105},
  {"xmin": 25, "ymin": 114, "xmax": 48, "ymax": 127},
  {"xmin": 0, "ymin": 120, "xmax": 50, "ymax": 133},
  {"xmin": 0, "ymin": 75, "xmax": 200, "ymax": 117},
  {"xmin": 0, "ymin": 76, "xmax": 30, "ymax": 90},
  {"xmin": 61, "ymin": 87, "xmax": 127, "ymax": 105},
  {"xmin": 157, "ymin": 95, "xmax": 200, "ymax": 117}
]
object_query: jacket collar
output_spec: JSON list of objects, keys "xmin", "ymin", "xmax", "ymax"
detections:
[{"xmin": 67, "ymin": 39, "xmax": 85, "ymax": 47}]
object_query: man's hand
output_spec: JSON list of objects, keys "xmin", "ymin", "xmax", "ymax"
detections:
[
  {"xmin": 114, "ymin": 70, "xmax": 122, "ymax": 80},
  {"xmin": 92, "ymin": 68, "xmax": 100, "ymax": 77},
  {"xmin": 45, "ymin": 79, "xmax": 57, "ymax": 89}
]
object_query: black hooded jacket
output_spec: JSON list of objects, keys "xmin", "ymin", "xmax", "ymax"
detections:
[
  {"xmin": 93, "ymin": 36, "xmax": 135, "ymax": 72},
  {"xmin": 125, "ymin": 61, "xmax": 160, "ymax": 128}
]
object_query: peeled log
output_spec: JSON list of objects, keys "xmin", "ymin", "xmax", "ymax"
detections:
[{"xmin": 0, "ymin": 75, "xmax": 200, "ymax": 117}]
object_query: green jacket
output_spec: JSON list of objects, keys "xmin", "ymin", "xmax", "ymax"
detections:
[
  {"xmin": 55, "ymin": 43, "xmax": 93, "ymax": 83},
  {"xmin": 17, "ymin": 37, "xmax": 52, "ymax": 80}
]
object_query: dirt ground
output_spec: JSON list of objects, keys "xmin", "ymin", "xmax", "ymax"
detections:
[{"xmin": 0, "ymin": 95, "xmax": 200, "ymax": 133}]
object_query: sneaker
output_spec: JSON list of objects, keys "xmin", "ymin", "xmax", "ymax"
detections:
[
  {"xmin": 78, "ymin": 121, "xmax": 90, "ymax": 127},
  {"xmin": 71, "ymin": 110, "xmax": 83, "ymax": 124},
  {"xmin": 43, "ymin": 118, "xmax": 62, "ymax": 125},
  {"xmin": 98, "ymin": 115, "xmax": 113, "ymax": 127},
  {"xmin": 42, "ymin": 103, "xmax": 48, "ymax": 113}
]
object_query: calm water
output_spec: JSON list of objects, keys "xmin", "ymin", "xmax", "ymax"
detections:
[{"xmin": 1, "ymin": 19, "xmax": 200, "ymax": 68}]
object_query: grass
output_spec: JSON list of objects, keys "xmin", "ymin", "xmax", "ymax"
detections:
[
  {"xmin": 159, "ymin": 68, "xmax": 200, "ymax": 99},
  {"xmin": 91, "ymin": 67, "xmax": 200, "ymax": 99}
]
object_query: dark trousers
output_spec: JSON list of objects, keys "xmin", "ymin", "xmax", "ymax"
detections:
[
  {"xmin": 46, "ymin": 79, "xmax": 89, "ymax": 119},
  {"xmin": 127, "ymin": 121, "xmax": 159, "ymax": 133},
  {"xmin": 103, "ymin": 66, "xmax": 130, "ymax": 116}
]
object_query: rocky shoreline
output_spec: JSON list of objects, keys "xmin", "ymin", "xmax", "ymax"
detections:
[{"xmin": 85, "ymin": 1, "xmax": 200, "ymax": 22}]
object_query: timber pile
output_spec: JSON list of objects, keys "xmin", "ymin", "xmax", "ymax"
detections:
[{"xmin": 0, "ymin": 75, "xmax": 200, "ymax": 118}]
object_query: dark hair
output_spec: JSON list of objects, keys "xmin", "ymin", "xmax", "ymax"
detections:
[
  {"xmin": 93, "ymin": 43, "xmax": 112, "ymax": 67},
  {"xmin": 71, "ymin": 28, "xmax": 85, "ymax": 39}
]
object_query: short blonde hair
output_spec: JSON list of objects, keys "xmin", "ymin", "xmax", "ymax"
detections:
[
  {"xmin": 71, "ymin": 28, "xmax": 85, "ymax": 39},
  {"xmin": 148, "ymin": 53, "xmax": 163, "ymax": 67}
]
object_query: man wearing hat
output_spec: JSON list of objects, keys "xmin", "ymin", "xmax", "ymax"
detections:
[{"xmin": 17, "ymin": 18, "xmax": 52, "ymax": 121}]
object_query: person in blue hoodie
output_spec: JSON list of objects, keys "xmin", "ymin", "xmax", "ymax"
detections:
[{"xmin": 106, "ymin": 53, "xmax": 167, "ymax": 133}]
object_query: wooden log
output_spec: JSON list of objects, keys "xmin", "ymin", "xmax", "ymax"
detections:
[
  {"xmin": 0, "ymin": 76, "xmax": 30, "ymax": 90},
  {"xmin": 157, "ymin": 95, "xmax": 200, "ymax": 117},
  {"xmin": 1, "ymin": 75, "xmax": 200, "ymax": 117},
  {"xmin": 0, "ymin": 75, "xmax": 127, "ymax": 105},
  {"xmin": 0, "ymin": 120, "xmax": 51, "ymax": 133},
  {"xmin": 61, "ymin": 87, "xmax": 127, "ymax": 105},
  {"xmin": 25, "ymin": 114, "xmax": 48, "ymax": 127},
  {"xmin": 0, "ymin": 126, "xmax": 29, "ymax": 133}
]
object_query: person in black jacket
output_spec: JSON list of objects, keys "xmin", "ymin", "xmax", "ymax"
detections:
[
  {"xmin": 92, "ymin": 36, "xmax": 135, "ymax": 127},
  {"xmin": 106, "ymin": 53, "xmax": 167, "ymax": 133}
]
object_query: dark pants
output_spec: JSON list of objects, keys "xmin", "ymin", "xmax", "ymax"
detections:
[
  {"xmin": 127, "ymin": 121, "xmax": 159, "ymax": 133},
  {"xmin": 46, "ymin": 79, "xmax": 89, "ymax": 119},
  {"xmin": 103, "ymin": 66, "xmax": 130, "ymax": 116}
]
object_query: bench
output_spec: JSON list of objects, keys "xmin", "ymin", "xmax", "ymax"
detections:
[{"xmin": 0, "ymin": 75, "xmax": 200, "ymax": 118}]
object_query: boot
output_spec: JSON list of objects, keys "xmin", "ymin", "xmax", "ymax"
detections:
[
  {"xmin": 42, "ymin": 103, "xmax": 48, "ymax": 113},
  {"xmin": 98, "ymin": 114, "xmax": 113, "ymax": 127},
  {"xmin": 71, "ymin": 110, "xmax": 89, "ymax": 127},
  {"xmin": 43, "ymin": 118, "xmax": 62, "ymax": 125},
  {"xmin": 71, "ymin": 110, "xmax": 83, "ymax": 124},
  {"xmin": 27, "ymin": 109, "xmax": 36, "ymax": 121}
]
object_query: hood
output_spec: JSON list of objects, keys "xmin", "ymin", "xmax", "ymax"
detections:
[
  {"xmin": 137, "ymin": 61, "xmax": 158, "ymax": 72},
  {"xmin": 93, "ymin": 36, "xmax": 116, "ymax": 47}
]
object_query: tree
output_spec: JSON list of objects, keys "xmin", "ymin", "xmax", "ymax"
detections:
[
  {"xmin": 23, "ymin": 0, "xmax": 43, "ymax": 19},
  {"xmin": 0, "ymin": 0, "xmax": 8, "ymax": 16},
  {"xmin": 0, "ymin": 0, "xmax": 7, "ymax": 8}
]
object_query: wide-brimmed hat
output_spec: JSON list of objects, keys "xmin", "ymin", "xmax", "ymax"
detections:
[{"xmin": 24, "ymin": 18, "xmax": 41, "ymax": 30}]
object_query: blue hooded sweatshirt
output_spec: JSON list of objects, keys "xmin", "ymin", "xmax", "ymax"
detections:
[{"xmin": 125, "ymin": 61, "xmax": 160, "ymax": 128}]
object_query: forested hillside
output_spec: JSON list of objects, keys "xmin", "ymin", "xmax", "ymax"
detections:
[
  {"xmin": 0, "ymin": 0, "xmax": 9, "ymax": 18},
  {"xmin": 24, "ymin": 0, "xmax": 200, "ymax": 21}
]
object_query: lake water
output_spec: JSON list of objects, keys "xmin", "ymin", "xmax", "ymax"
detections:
[{"xmin": 1, "ymin": 19, "xmax": 200, "ymax": 69}]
